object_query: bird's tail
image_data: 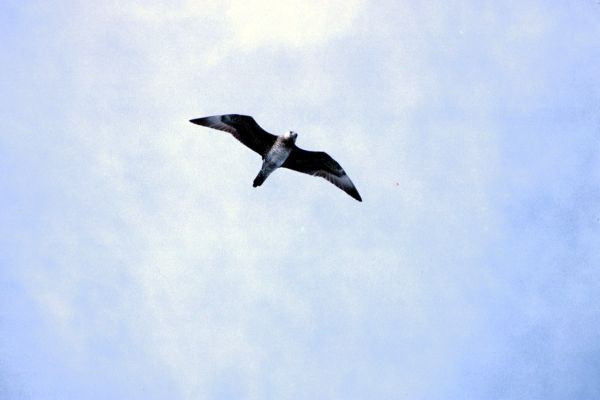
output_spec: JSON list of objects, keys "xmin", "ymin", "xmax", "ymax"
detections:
[{"xmin": 253, "ymin": 171, "xmax": 267, "ymax": 187}]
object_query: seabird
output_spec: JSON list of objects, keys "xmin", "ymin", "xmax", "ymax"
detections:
[{"xmin": 189, "ymin": 114, "xmax": 362, "ymax": 201}]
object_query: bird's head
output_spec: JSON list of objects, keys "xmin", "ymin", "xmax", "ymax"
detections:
[{"xmin": 284, "ymin": 130, "xmax": 298, "ymax": 143}]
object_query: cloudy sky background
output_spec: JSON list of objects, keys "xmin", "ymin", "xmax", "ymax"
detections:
[{"xmin": 2, "ymin": 1, "xmax": 600, "ymax": 398}]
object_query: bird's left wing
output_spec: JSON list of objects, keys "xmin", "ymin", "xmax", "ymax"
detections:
[
  {"xmin": 282, "ymin": 147, "xmax": 362, "ymax": 201},
  {"xmin": 190, "ymin": 114, "xmax": 277, "ymax": 158}
]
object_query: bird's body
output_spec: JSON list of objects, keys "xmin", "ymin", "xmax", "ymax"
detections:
[
  {"xmin": 253, "ymin": 133, "xmax": 296, "ymax": 187},
  {"xmin": 189, "ymin": 114, "xmax": 362, "ymax": 201}
]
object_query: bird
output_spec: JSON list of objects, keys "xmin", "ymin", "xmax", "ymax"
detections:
[{"xmin": 189, "ymin": 114, "xmax": 362, "ymax": 201}]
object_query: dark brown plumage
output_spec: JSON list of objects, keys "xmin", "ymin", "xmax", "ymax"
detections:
[{"xmin": 190, "ymin": 114, "xmax": 362, "ymax": 201}]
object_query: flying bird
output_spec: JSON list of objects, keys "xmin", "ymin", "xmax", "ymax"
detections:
[{"xmin": 189, "ymin": 114, "xmax": 362, "ymax": 201}]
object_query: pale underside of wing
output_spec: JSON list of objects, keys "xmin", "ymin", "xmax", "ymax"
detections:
[
  {"xmin": 189, "ymin": 114, "xmax": 277, "ymax": 158},
  {"xmin": 282, "ymin": 147, "xmax": 362, "ymax": 201}
]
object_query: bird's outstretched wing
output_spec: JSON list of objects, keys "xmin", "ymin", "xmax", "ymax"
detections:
[
  {"xmin": 282, "ymin": 147, "xmax": 362, "ymax": 201},
  {"xmin": 190, "ymin": 114, "xmax": 277, "ymax": 158}
]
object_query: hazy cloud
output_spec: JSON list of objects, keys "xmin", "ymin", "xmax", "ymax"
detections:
[{"xmin": 2, "ymin": 1, "xmax": 600, "ymax": 399}]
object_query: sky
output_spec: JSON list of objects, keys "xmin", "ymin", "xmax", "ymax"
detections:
[{"xmin": 1, "ymin": 0, "xmax": 600, "ymax": 399}]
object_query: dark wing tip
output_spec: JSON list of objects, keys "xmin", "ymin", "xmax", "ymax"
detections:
[
  {"xmin": 190, "ymin": 117, "xmax": 209, "ymax": 126},
  {"xmin": 347, "ymin": 186, "xmax": 362, "ymax": 202}
]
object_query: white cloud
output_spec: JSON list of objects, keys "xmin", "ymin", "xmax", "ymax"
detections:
[
  {"xmin": 226, "ymin": 0, "xmax": 364, "ymax": 49},
  {"xmin": 3, "ymin": 0, "xmax": 600, "ymax": 398}
]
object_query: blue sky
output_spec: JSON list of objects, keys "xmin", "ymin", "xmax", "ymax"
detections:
[{"xmin": 1, "ymin": 1, "xmax": 600, "ymax": 399}]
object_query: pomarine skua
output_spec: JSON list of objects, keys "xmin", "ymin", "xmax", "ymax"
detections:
[{"xmin": 189, "ymin": 114, "xmax": 362, "ymax": 201}]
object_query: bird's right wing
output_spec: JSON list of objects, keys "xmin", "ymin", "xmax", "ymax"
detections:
[
  {"xmin": 190, "ymin": 114, "xmax": 277, "ymax": 158},
  {"xmin": 282, "ymin": 147, "xmax": 362, "ymax": 201}
]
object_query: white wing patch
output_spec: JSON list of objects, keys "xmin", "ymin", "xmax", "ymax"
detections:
[
  {"xmin": 203, "ymin": 116, "xmax": 238, "ymax": 135},
  {"xmin": 313, "ymin": 170, "xmax": 355, "ymax": 192}
]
